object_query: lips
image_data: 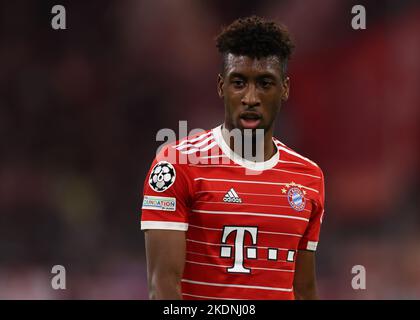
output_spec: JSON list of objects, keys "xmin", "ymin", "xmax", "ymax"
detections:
[
  {"xmin": 239, "ymin": 111, "xmax": 262, "ymax": 129},
  {"xmin": 240, "ymin": 111, "xmax": 262, "ymax": 120}
]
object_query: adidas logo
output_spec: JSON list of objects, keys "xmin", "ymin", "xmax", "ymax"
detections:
[{"xmin": 223, "ymin": 188, "xmax": 242, "ymax": 203}]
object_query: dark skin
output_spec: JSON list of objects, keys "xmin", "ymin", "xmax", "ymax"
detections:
[
  {"xmin": 145, "ymin": 53, "xmax": 318, "ymax": 300},
  {"xmin": 217, "ymin": 53, "xmax": 289, "ymax": 161},
  {"xmin": 145, "ymin": 229, "xmax": 185, "ymax": 299}
]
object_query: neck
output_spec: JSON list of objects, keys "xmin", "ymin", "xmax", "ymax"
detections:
[{"xmin": 221, "ymin": 123, "xmax": 276, "ymax": 162}]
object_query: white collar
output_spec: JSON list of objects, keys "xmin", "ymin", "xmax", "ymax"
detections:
[{"xmin": 212, "ymin": 124, "xmax": 279, "ymax": 171}]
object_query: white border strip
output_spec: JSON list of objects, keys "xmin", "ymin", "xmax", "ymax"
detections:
[
  {"xmin": 275, "ymin": 143, "xmax": 319, "ymax": 168},
  {"xmin": 271, "ymin": 168, "xmax": 321, "ymax": 179},
  {"xmin": 195, "ymin": 190, "xmax": 288, "ymax": 198},
  {"xmin": 187, "ymin": 239, "xmax": 291, "ymax": 251},
  {"xmin": 192, "ymin": 209, "xmax": 309, "ymax": 222},
  {"xmin": 193, "ymin": 177, "xmax": 318, "ymax": 193},
  {"xmin": 278, "ymin": 159, "xmax": 307, "ymax": 166},
  {"xmin": 185, "ymin": 260, "xmax": 294, "ymax": 273},
  {"xmin": 182, "ymin": 279, "xmax": 293, "ymax": 292},
  {"xmin": 141, "ymin": 221, "xmax": 188, "ymax": 231},
  {"xmin": 195, "ymin": 200, "xmax": 311, "ymax": 213},
  {"xmin": 182, "ymin": 293, "xmax": 244, "ymax": 300},
  {"xmin": 212, "ymin": 125, "xmax": 280, "ymax": 171},
  {"xmin": 307, "ymin": 241, "xmax": 318, "ymax": 251},
  {"xmin": 188, "ymin": 224, "xmax": 302, "ymax": 238}
]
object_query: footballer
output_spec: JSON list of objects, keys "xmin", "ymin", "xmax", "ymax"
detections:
[{"xmin": 140, "ymin": 16, "xmax": 325, "ymax": 300}]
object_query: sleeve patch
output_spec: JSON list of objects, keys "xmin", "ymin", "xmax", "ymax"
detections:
[
  {"xmin": 142, "ymin": 196, "xmax": 176, "ymax": 211},
  {"xmin": 148, "ymin": 161, "xmax": 176, "ymax": 192},
  {"xmin": 307, "ymin": 241, "xmax": 318, "ymax": 251}
]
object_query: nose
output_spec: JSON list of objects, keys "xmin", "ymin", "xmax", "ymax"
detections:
[{"xmin": 241, "ymin": 84, "xmax": 260, "ymax": 108}]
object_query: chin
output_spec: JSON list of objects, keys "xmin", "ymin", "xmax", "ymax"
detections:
[{"xmin": 239, "ymin": 126, "xmax": 267, "ymax": 135}]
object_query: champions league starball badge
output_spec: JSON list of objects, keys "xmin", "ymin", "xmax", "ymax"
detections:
[
  {"xmin": 149, "ymin": 161, "xmax": 176, "ymax": 192},
  {"xmin": 282, "ymin": 182, "xmax": 306, "ymax": 212}
]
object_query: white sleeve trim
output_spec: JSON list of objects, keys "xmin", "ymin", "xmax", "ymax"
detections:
[
  {"xmin": 141, "ymin": 221, "xmax": 188, "ymax": 231},
  {"xmin": 307, "ymin": 241, "xmax": 318, "ymax": 251}
]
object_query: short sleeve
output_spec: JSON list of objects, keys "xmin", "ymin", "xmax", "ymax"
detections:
[
  {"xmin": 140, "ymin": 147, "xmax": 193, "ymax": 231},
  {"xmin": 298, "ymin": 168, "xmax": 325, "ymax": 251}
]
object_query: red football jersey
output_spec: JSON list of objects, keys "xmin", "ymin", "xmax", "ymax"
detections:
[{"xmin": 141, "ymin": 125, "xmax": 325, "ymax": 300}]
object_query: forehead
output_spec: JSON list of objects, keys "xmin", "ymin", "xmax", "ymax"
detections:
[{"xmin": 224, "ymin": 53, "xmax": 282, "ymax": 78}]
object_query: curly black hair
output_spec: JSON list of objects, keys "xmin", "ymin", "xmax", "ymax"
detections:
[{"xmin": 215, "ymin": 16, "xmax": 295, "ymax": 77}]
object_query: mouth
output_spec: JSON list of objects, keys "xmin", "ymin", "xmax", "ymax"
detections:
[{"xmin": 239, "ymin": 111, "xmax": 262, "ymax": 129}]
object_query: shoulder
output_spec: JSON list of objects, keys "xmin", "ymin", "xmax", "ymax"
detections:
[
  {"xmin": 273, "ymin": 137, "xmax": 324, "ymax": 178},
  {"xmin": 154, "ymin": 128, "xmax": 216, "ymax": 166}
]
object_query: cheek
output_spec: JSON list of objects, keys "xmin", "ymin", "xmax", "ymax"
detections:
[
  {"xmin": 226, "ymin": 88, "xmax": 243, "ymax": 100},
  {"xmin": 261, "ymin": 104, "xmax": 281, "ymax": 125},
  {"xmin": 223, "ymin": 96, "xmax": 237, "ymax": 118},
  {"xmin": 225, "ymin": 91, "xmax": 243, "ymax": 108}
]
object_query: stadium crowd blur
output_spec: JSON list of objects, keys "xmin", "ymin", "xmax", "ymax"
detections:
[{"xmin": 0, "ymin": 0, "xmax": 419, "ymax": 299}]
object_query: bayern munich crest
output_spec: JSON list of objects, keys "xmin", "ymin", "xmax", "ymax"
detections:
[
  {"xmin": 282, "ymin": 182, "xmax": 306, "ymax": 212},
  {"xmin": 149, "ymin": 161, "xmax": 176, "ymax": 192}
]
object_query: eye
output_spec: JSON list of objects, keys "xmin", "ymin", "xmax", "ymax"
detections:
[
  {"xmin": 260, "ymin": 80, "xmax": 274, "ymax": 88},
  {"xmin": 231, "ymin": 79, "xmax": 245, "ymax": 88}
]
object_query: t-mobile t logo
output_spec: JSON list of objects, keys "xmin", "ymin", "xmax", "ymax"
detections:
[{"xmin": 220, "ymin": 226, "xmax": 258, "ymax": 273}]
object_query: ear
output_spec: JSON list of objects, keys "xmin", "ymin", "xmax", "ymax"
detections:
[
  {"xmin": 217, "ymin": 74, "xmax": 224, "ymax": 98},
  {"xmin": 281, "ymin": 76, "xmax": 290, "ymax": 101}
]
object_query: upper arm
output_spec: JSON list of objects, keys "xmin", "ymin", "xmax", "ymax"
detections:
[
  {"xmin": 145, "ymin": 229, "xmax": 186, "ymax": 299},
  {"xmin": 293, "ymin": 250, "xmax": 318, "ymax": 300},
  {"xmin": 294, "ymin": 168, "xmax": 325, "ymax": 299},
  {"xmin": 141, "ymin": 156, "xmax": 192, "ymax": 231},
  {"xmin": 140, "ymin": 151, "xmax": 193, "ymax": 299}
]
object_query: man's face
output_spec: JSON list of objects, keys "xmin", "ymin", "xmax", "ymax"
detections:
[{"xmin": 217, "ymin": 53, "xmax": 290, "ymax": 133}]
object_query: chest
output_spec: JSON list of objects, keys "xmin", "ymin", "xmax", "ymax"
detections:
[{"xmin": 188, "ymin": 166, "xmax": 317, "ymax": 237}]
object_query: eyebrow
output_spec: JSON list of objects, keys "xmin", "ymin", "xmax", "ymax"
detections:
[{"xmin": 228, "ymin": 72, "xmax": 278, "ymax": 80}]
